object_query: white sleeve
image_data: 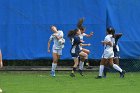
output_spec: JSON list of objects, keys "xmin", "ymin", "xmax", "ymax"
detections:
[
  {"xmin": 104, "ymin": 36, "xmax": 111, "ymax": 42},
  {"xmin": 59, "ymin": 31, "xmax": 64, "ymax": 37},
  {"xmin": 83, "ymin": 33, "xmax": 87, "ymax": 36},
  {"xmin": 49, "ymin": 35, "xmax": 53, "ymax": 41}
]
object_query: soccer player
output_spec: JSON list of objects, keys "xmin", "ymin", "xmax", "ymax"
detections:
[
  {"xmin": 96, "ymin": 27, "xmax": 125, "ymax": 79},
  {"xmin": 77, "ymin": 18, "xmax": 93, "ymax": 69},
  {"xmin": 48, "ymin": 26, "xmax": 65, "ymax": 77},
  {"xmin": 67, "ymin": 29, "xmax": 90, "ymax": 77},
  {"xmin": 79, "ymin": 26, "xmax": 93, "ymax": 69},
  {"xmin": 103, "ymin": 28, "xmax": 123, "ymax": 77},
  {"xmin": 0, "ymin": 49, "xmax": 3, "ymax": 68}
]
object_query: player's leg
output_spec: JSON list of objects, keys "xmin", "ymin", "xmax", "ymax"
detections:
[
  {"xmin": 50, "ymin": 49, "xmax": 59, "ymax": 77},
  {"xmin": 78, "ymin": 51, "xmax": 87, "ymax": 76},
  {"xmin": 70, "ymin": 57, "xmax": 79, "ymax": 77},
  {"xmin": 113, "ymin": 51, "xmax": 125, "ymax": 77},
  {"xmin": 109, "ymin": 58, "xmax": 125, "ymax": 78},
  {"xmin": 103, "ymin": 61, "xmax": 110, "ymax": 78},
  {"xmin": 0, "ymin": 50, "xmax": 3, "ymax": 68},
  {"xmin": 82, "ymin": 48, "xmax": 92, "ymax": 69},
  {"xmin": 82, "ymin": 48, "xmax": 90, "ymax": 54},
  {"xmin": 96, "ymin": 58, "xmax": 107, "ymax": 79}
]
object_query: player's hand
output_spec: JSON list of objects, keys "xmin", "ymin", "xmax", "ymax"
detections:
[
  {"xmin": 87, "ymin": 43, "xmax": 91, "ymax": 46},
  {"xmin": 80, "ymin": 40, "xmax": 85, "ymax": 43},
  {"xmin": 90, "ymin": 32, "xmax": 94, "ymax": 36},
  {"xmin": 48, "ymin": 49, "xmax": 50, "ymax": 53},
  {"xmin": 101, "ymin": 41, "xmax": 106, "ymax": 44}
]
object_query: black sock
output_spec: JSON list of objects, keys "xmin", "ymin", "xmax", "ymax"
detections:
[
  {"xmin": 72, "ymin": 67, "xmax": 76, "ymax": 73},
  {"xmin": 103, "ymin": 67, "xmax": 108, "ymax": 76}
]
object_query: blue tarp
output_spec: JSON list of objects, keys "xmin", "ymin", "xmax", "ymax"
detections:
[{"xmin": 0, "ymin": 0, "xmax": 139, "ymax": 59}]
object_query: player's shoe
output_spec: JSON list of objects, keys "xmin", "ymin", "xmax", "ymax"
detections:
[
  {"xmin": 95, "ymin": 76, "xmax": 102, "ymax": 79},
  {"xmin": 120, "ymin": 70, "xmax": 126, "ymax": 78},
  {"xmin": 50, "ymin": 71, "xmax": 55, "ymax": 77},
  {"xmin": 70, "ymin": 73, "xmax": 75, "ymax": 77},
  {"xmin": 78, "ymin": 69, "xmax": 84, "ymax": 76}
]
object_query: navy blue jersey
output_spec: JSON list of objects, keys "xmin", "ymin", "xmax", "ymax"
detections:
[
  {"xmin": 71, "ymin": 36, "xmax": 81, "ymax": 46},
  {"xmin": 113, "ymin": 35, "xmax": 122, "ymax": 52},
  {"xmin": 70, "ymin": 35, "xmax": 82, "ymax": 58}
]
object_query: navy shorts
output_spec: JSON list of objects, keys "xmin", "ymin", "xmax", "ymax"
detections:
[
  {"xmin": 114, "ymin": 51, "xmax": 120, "ymax": 58},
  {"xmin": 70, "ymin": 50, "xmax": 81, "ymax": 58}
]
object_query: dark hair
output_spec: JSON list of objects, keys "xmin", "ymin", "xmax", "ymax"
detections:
[
  {"xmin": 107, "ymin": 27, "xmax": 115, "ymax": 34},
  {"xmin": 79, "ymin": 26, "xmax": 85, "ymax": 31},
  {"xmin": 67, "ymin": 29, "xmax": 79, "ymax": 38}
]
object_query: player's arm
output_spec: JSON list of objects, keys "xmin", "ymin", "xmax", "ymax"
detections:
[
  {"xmin": 101, "ymin": 41, "xmax": 113, "ymax": 47},
  {"xmin": 74, "ymin": 36, "xmax": 90, "ymax": 46},
  {"xmin": 48, "ymin": 35, "xmax": 53, "ymax": 53},
  {"xmin": 53, "ymin": 35, "xmax": 62, "ymax": 40},
  {"xmin": 115, "ymin": 33, "xmax": 123, "ymax": 39},
  {"xmin": 80, "ymin": 43, "xmax": 91, "ymax": 46},
  {"xmin": 48, "ymin": 40, "xmax": 51, "ymax": 53},
  {"xmin": 85, "ymin": 32, "xmax": 94, "ymax": 37}
]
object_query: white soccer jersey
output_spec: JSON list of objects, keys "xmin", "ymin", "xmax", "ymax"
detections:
[
  {"xmin": 79, "ymin": 33, "xmax": 87, "ymax": 50},
  {"xmin": 103, "ymin": 34, "xmax": 114, "ymax": 54},
  {"xmin": 79, "ymin": 33, "xmax": 87, "ymax": 40},
  {"xmin": 49, "ymin": 30, "xmax": 64, "ymax": 49}
]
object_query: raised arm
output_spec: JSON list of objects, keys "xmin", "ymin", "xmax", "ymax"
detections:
[
  {"xmin": 80, "ymin": 43, "xmax": 91, "ymax": 47},
  {"xmin": 85, "ymin": 32, "xmax": 94, "ymax": 37},
  {"xmin": 115, "ymin": 33, "xmax": 123, "ymax": 39}
]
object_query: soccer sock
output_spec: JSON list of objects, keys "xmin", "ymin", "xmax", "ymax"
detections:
[
  {"xmin": 99, "ymin": 65, "xmax": 104, "ymax": 76},
  {"xmin": 113, "ymin": 64, "xmax": 122, "ymax": 72},
  {"xmin": 85, "ymin": 56, "xmax": 89, "ymax": 66},
  {"xmin": 86, "ymin": 62, "xmax": 89, "ymax": 66},
  {"xmin": 51, "ymin": 63, "xmax": 57, "ymax": 72},
  {"xmin": 103, "ymin": 67, "xmax": 108, "ymax": 76},
  {"xmin": 79, "ymin": 61, "xmax": 84, "ymax": 70},
  {"xmin": 72, "ymin": 67, "xmax": 76, "ymax": 73}
]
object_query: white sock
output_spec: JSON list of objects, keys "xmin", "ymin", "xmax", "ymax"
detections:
[
  {"xmin": 86, "ymin": 55, "xmax": 88, "ymax": 59},
  {"xmin": 51, "ymin": 63, "xmax": 57, "ymax": 72},
  {"xmin": 99, "ymin": 65, "xmax": 104, "ymax": 76},
  {"xmin": 113, "ymin": 64, "xmax": 122, "ymax": 72},
  {"xmin": 79, "ymin": 61, "xmax": 84, "ymax": 70}
]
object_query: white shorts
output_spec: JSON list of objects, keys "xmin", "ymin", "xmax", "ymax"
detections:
[
  {"xmin": 53, "ymin": 48, "xmax": 62, "ymax": 55},
  {"xmin": 102, "ymin": 52, "xmax": 114, "ymax": 59}
]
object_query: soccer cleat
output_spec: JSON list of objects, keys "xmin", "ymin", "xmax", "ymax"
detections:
[
  {"xmin": 78, "ymin": 70, "xmax": 84, "ymax": 76},
  {"xmin": 70, "ymin": 73, "xmax": 75, "ymax": 77},
  {"xmin": 95, "ymin": 76, "xmax": 102, "ymax": 79},
  {"xmin": 120, "ymin": 70, "xmax": 126, "ymax": 78},
  {"xmin": 103, "ymin": 75, "xmax": 106, "ymax": 78},
  {"xmin": 50, "ymin": 71, "xmax": 55, "ymax": 77}
]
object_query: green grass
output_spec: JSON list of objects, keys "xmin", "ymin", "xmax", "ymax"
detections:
[{"xmin": 0, "ymin": 71, "xmax": 140, "ymax": 93}]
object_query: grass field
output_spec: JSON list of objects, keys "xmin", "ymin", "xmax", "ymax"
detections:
[{"xmin": 0, "ymin": 71, "xmax": 140, "ymax": 93}]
